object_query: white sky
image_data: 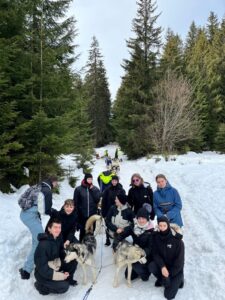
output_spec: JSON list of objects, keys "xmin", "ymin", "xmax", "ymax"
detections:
[{"xmin": 69, "ymin": 0, "xmax": 225, "ymax": 100}]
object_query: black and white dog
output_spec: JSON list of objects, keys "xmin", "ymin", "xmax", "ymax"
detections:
[{"xmin": 64, "ymin": 215, "xmax": 101, "ymax": 285}]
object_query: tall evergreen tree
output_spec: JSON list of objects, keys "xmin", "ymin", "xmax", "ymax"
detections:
[
  {"xmin": 113, "ymin": 0, "xmax": 161, "ymax": 158},
  {"xmin": 160, "ymin": 28, "xmax": 183, "ymax": 75},
  {"xmin": 83, "ymin": 36, "xmax": 111, "ymax": 147},
  {"xmin": 0, "ymin": 0, "xmax": 81, "ymax": 190}
]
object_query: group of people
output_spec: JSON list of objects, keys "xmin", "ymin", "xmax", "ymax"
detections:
[{"xmin": 19, "ymin": 171, "xmax": 184, "ymax": 299}]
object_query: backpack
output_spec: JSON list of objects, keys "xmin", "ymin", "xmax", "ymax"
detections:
[{"xmin": 18, "ymin": 184, "xmax": 43, "ymax": 211}]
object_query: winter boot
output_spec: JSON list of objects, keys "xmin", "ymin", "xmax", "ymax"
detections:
[
  {"xmin": 105, "ymin": 237, "xmax": 111, "ymax": 246},
  {"xmin": 155, "ymin": 279, "xmax": 162, "ymax": 287},
  {"xmin": 34, "ymin": 281, "xmax": 50, "ymax": 295},
  {"xmin": 19, "ymin": 268, "xmax": 30, "ymax": 280},
  {"xmin": 68, "ymin": 279, "xmax": 78, "ymax": 286}
]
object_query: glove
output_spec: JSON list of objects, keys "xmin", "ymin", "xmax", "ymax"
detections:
[{"xmin": 139, "ymin": 257, "xmax": 147, "ymax": 264}]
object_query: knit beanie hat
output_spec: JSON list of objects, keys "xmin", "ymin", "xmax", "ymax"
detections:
[
  {"xmin": 157, "ymin": 216, "xmax": 170, "ymax": 226},
  {"xmin": 116, "ymin": 193, "xmax": 127, "ymax": 205},
  {"xmin": 84, "ymin": 173, "xmax": 93, "ymax": 182},
  {"xmin": 137, "ymin": 207, "xmax": 150, "ymax": 221},
  {"xmin": 111, "ymin": 175, "xmax": 119, "ymax": 181}
]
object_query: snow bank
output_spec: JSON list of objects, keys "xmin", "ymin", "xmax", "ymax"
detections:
[{"xmin": 0, "ymin": 145, "xmax": 225, "ymax": 300}]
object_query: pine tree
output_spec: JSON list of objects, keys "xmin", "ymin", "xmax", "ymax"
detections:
[
  {"xmin": 0, "ymin": 0, "xmax": 80, "ymax": 189},
  {"xmin": 160, "ymin": 28, "xmax": 183, "ymax": 75},
  {"xmin": 113, "ymin": 0, "xmax": 161, "ymax": 158},
  {"xmin": 83, "ymin": 36, "xmax": 111, "ymax": 147}
]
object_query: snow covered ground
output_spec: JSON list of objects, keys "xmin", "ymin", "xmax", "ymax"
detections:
[{"xmin": 0, "ymin": 145, "xmax": 225, "ymax": 300}]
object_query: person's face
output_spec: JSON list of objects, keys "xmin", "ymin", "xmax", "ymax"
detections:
[
  {"xmin": 132, "ymin": 177, "xmax": 141, "ymax": 186},
  {"xmin": 138, "ymin": 217, "xmax": 148, "ymax": 226},
  {"xmin": 156, "ymin": 178, "xmax": 167, "ymax": 189},
  {"xmin": 115, "ymin": 197, "xmax": 122, "ymax": 207},
  {"xmin": 52, "ymin": 181, "xmax": 58, "ymax": 188},
  {"xmin": 158, "ymin": 222, "xmax": 168, "ymax": 232},
  {"xmin": 64, "ymin": 204, "xmax": 74, "ymax": 215},
  {"xmin": 87, "ymin": 178, "xmax": 93, "ymax": 185},
  {"xmin": 48, "ymin": 223, "xmax": 61, "ymax": 238},
  {"xmin": 111, "ymin": 179, "xmax": 118, "ymax": 186}
]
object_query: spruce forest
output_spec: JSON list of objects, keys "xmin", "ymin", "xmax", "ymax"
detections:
[{"xmin": 1, "ymin": 0, "xmax": 225, "ymax": 191}]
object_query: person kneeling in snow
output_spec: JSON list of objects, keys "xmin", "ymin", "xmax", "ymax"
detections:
[
  {"xmin": 149, "ymin": 216, "xmax": 184, "ymax": 300},
  {"xmin": 34, "ymin": 218, "xmax": 77, "ymax": 295},
  {"xmin": 125, "ymin": 205, "xmax": 154, "ymax": 282},
  {"xmin": 105, "ymin": 193, "xmax": 134, "ymax": 251},
  {"xmin": 46, "ymin": 199, "xmax": 78, "ymax": 248}
]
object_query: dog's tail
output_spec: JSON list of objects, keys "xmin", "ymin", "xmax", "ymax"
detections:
[{"xmin": 85, "ymin": 214, "xmax": 101, "ymax": 233}]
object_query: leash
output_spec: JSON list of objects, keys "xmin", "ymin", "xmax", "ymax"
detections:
[{"xmin": 82, "ymin": 222, "xmax": 105, "ymax": 300}]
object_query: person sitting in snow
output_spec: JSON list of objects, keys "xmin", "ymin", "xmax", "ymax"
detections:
[
  {"xmin": 101, "ymin": 175, "xmax": 126, "ymax": 246},
  {"xmin": 46, "ymin": 199, "xmax": 78, "ymax": 248},
  {"xmin": 105, "ymin": 193, "xmax": 135, "ymax": 251},
  {"xmin": 34, "ymin": 218, "xmax": 77, "ymax": 295},
  {"xmin": 149, "ymin": 216, "xmax": 184, "ymax": 300},
  {"xmin": 124, "ymin": 205, "xmax": 154, "ymax": 282},
  {"xmin": 73, "ymin": 173, "xmax": 101, "ymax": 242},
  {"xmin": 128, "ymin": 173, "xmax": 154, "ymax": 220},
  {"xmin": 153, "ymin": 174, "xmax": 183, "ymax": 228}
]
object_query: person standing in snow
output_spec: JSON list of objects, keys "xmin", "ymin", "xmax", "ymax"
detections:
[
  {"xmin": 19, "ymin": 176, "xmax": 58, "ymax": 280},
  {"xmin": 106, "ymin": 193, "xmax": 134, "ymax": 251},
  {"xmin": 73, "ymin": 173, "xmax": 101, "ymax": 242},
  {"xmin": 101, "ymin": 175, "xmax": 126, "ymax": 246},
  {"xmin": 34, "ymin": 218, "xmax": 77, "ymax": 295},
  {"xmin": 149, "ymin": 216, "xmax": 184, "ymax": 300},
  {"xmin": 153, "ymin": 174, "xmax": 183, "ymax": 227},
  {"xmin": 124, "ymin": 206, "xmax": 154, "ymax": 281},
  {"xmin": 128, "ymin": 173, "xmax": 154, "ymax": 220}
]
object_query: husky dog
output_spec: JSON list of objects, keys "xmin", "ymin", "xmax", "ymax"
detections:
[
  {"xmin": 64, "ymin": 214, "xmax": 101, "ymax": 285},
  {"xmin": 113, "ymin": 241, "xmax": 147, "ymax": 288}
]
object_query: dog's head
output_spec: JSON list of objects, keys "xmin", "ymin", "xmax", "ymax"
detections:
[
  {"xmin": 64, "ymin": 243, "xmax": 86, "ymax": 263},
  {"xmin": 129, "ymin": 245, "xmax": 147, "ymax": 264}
]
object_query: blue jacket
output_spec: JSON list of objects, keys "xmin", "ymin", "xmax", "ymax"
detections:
[{"xmin": 153, "ymin": 183, "xmax": 183, "ymax": 227}]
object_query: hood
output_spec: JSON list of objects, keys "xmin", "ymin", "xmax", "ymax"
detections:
[{"xmin": 157, "ymin": 182, "xmax": 172, "ymax": 193}]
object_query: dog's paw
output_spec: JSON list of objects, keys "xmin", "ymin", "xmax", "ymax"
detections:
[
  {"xmin": 127, "ymin": 281, "xmax": 132, "ymax": 288},
  {"xmin": 113, "ymin": 282, "xmax": 118, "ymax": 288}
]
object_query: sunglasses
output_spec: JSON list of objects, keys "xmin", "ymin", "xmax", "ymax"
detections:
[{"xmin": 132, "ymin": 178, "xmax": 140, "ymax": 183}]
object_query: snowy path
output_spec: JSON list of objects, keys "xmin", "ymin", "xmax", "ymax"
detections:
[{"xmin": 0, "ymin": 146, "xmax": 225, "ymax": 300}]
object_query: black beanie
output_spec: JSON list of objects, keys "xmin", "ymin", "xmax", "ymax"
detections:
[
  {"xmin": 84, "ymin": 173, "xmax": 93, "ymax": 181},
  {"xmin": 157, "ymin": 216, "xmax": 170, "ymax": 226},
  {"xmin": 111, "ymin": 175, "xmax": 119, "ymax": 181},
  {"xmin": 137, "ymin": 207, "xmax": 150, "ymax": 221},
  {"xmin": 116, "ymin": 193, "xmax": 127, "ymax": 205}
]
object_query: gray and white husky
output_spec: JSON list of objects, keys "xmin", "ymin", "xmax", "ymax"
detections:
[
  {"xmin": 64, "ymin": 214, "xmax": 101, "ymax": 285},
  {"xmin": 113, "ymin": 241, "xmax": 147, "ymax": 288}
]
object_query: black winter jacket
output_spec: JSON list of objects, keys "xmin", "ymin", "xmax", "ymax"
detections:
[
  {"xmin": 48, "ymin": 207, "xmax": 78, "ymax": 243},
  {"xmin": 106, "ymin": 204, "xmax": 135, "ymax": 235},
  {"xmin": 73, "ymin": 181, "xmax": 101, "ymax": 220},
  {"xmin": 41, "ymin": 180, "xmax": 53, "ymax": 215},
  {"xmin": 128, "ymin": 183, "xmax": 154, "ymax": 219},
  {"xmin": 34, "ymin": 233, "xmax": 65, "ymax": 282},
  {"xmin": 152, "ymin": 230, "xmax": 184, "ymax": 277},
  {"xmin": 131, "ymin": 228, "xmax": 154, "ymax": 263},
  {"xmin": 101, "ymin": 183, "xmax": 126, "ymax": 218}
]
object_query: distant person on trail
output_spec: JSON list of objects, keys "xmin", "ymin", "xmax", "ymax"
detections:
[
  {"xmin": 128, "ymin": 173, "xmax": 154, "ymax": 220},
  {"xmin": 73, "ymin": 173, "xmax": 101, "ymax": 242},
  {"xmin": 105, "ymin": 156, "xmax": 112, "ymax": 169},
  {"xmin": 34, "ymin": 218, "xmax": 77, "ymax": 295},
  {"xmin": 153, "ymin": 174, "xmax": 183, "ymax": 227},
  {"xmin": 19, "ymin": 176, "xmax": 58, "ymax": 280},
  {"xmin": 97, "ymin": 169, "xmax": 116, "ymax": 193},
  {"xmin": 101, "ymin": 175, "xmax": 126, "ymax": 246},
  {"xmin": 149, "ymin": 216, "xmax": 184, "ymax": 300},
  {"xmin": 46, "ymin": 199, "xmax": 78, "ymax": 248}
]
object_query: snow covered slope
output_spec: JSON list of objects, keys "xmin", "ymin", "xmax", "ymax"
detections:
[{"xmin": 0, "ymin": 145, "xmax": 225, "ymax": 300}]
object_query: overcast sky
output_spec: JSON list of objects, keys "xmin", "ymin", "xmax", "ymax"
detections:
[{"xmin": 69, "ymin": 0, "xmax": 225, "ymax": 99}]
